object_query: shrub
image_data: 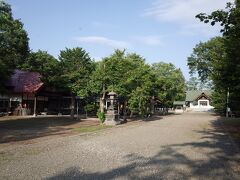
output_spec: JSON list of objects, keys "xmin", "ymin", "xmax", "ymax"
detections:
[{"xmin": 97, "ymin": 111, "xmax": 105, "ymax": 124}]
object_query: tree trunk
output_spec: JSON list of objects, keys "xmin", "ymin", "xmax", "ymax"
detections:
[
  {"xmin": 70, "ymin": 95, "xmax": 75, "ymax": 119},
  {"xmin": 123, "ymin": 101, "xmax": 128, "ymax": 120},
  {"xmin": 150, "ymin": 97, "xmax": 155, "ymax": 114},
  {"xmin": 100, "ymin": 86, "xmax": 106, "ymax": 113},
  {"xmin": 100, "ymin": 97, "xmax": 105, "ymax": 113},
  {"xmin": 130, "ymin": 111, "xmax": 133, "ymax": 118}
]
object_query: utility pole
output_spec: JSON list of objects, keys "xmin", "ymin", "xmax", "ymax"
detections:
[{"xmin": 226, "ymin": 87, "xmax": 229, "ymax": 117}]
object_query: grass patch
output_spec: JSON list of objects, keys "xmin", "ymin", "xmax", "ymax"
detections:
[{"xmin": 74, "ymin": 125, "xmax": 113, "ymax": 133}]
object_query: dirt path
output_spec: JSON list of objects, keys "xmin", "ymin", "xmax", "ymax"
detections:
[{"xmin": 1, "ymin": 112, "xmax": 240, "ymax": 179}]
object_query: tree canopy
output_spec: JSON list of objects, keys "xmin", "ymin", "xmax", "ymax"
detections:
[
  {"xmin": 0, "ymin": 0, "xmax": 29, "ymax": 92},
  {"xmin": 190, "ymin": 0, "xmax": 240, "ymax": 113},
  {"xmin": 20, "ymin": 50, "xmax": 59, "ymax": 87},
  {"xmin": 58, "ymin": 47, "xmax": 95, "ymax": 98},
  {"xmin": 89, "ymin": 50, "xmax": 185, "ymax": 115},
  {"xmin": 187, "ymin": 37, "xmax": 225, "ymax": 89},
  {"xmin": 152, "ymin": 62, "xmax": 185, "ymax": 107}
]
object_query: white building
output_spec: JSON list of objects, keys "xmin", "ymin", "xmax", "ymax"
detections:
[{"xmin": 185, "ymin": 90, "xmax": 214, "ymax": 112}]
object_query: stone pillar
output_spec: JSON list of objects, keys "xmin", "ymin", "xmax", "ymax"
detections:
[{"xmin": 104, "ymin": 91, "xmax": 119, "ymax": 125}]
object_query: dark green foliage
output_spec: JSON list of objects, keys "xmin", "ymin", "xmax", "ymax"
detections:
[
  {"xmin": 89, "ymin": 50, "xmax": 186, "ymax": 115},
  {"xmin": 192, "ymin": 0, "xmax": 240, "ymax": 113},
  {"xmin": 0, "ymin": 0, "xmax": 29, "ymax": 92},
  {"xmin": 58, "ymin": 47, "xmax": 95, "ymax": 98},
  {"xmin": 211, "ymin": 90, "xmax": 227, "ymax": 114},
  {"xmin": 152, "ymin": 62, "xmax": 186, "ymax": 107},
  {"xmin": 89, "ymin": 50, "xmax": 153, "ymax": 115},
  {"xmin": 21, "ymin": 50, "xmax": 59, "ymax": 87},
  {"xmin": 187, "ymin": 37, "xmax": 226, "ymax": 84}
]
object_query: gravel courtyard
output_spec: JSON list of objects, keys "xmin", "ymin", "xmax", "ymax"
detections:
[{"xmin": 1, "ymin": 112, "xmax": 240, "ymax": 179}]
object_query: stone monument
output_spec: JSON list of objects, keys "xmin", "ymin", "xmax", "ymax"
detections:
[{"xmin": 105, "ymin": 91, "xmax": 120, "ymax": 125}]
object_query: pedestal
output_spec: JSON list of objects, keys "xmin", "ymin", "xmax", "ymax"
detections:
[{"xmin": 105, "ymin": 110, "xmax": 120, "ymax": 125}]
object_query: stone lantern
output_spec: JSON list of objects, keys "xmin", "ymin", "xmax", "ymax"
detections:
[{"xmin": 105, "ymin": 91, "xmax": 120, "ymax": 125}]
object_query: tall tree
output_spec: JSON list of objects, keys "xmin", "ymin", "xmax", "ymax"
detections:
[
  {"xmin": 186, "ymin": 76, "xmax": 212, "ymax": 91},
  {"xmin": 0, "ymin": 0, "xmax": 29, "ymax": 92},
  {"xmin": 152, "ymin": 62, "xmax": 185, "ymax": 107},
  {"xmin": 59, "ymin": 47, "xmax": 95, "ymax": 97},
  {"xmin": 58, "ymin": 47, "xmax": 95, "ymax": 117},
  {"xmin": 127, "ymin": 58, "xmax": 154, "ymax": 116},
  {"xmin": 187, "ymin": 37, "xmax": 226, "ymax": 89},
  {"xmin": 194, "ymin": 0, "xmax": 240, "ymax": 112},
  {"xmin": 186, "ymin": 77, "xmax": 199, "ymax": 91}
]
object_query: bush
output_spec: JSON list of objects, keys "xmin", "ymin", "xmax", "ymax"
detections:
[{"xmin": 97, "ymin": 111, "xmax": 105, "ymax": 124}]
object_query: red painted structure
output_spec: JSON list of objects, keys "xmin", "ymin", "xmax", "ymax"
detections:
[
  {"xmin": 1, "ymin": 70, "xmax": 79, "ymax": 116},
  {"xmin": 7, "ymin": 70, "xmax": 43, "ymax": 94}
]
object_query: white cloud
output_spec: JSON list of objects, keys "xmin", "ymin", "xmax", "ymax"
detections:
[
  {"xmin": 75, "ymin": 36, "xmax": 130, "ymax": 48},
  {"xmin": 143, "ymin": 0, "xmax": 233, "ymax": 36},
  {"xmin": 134, "ymin": 36, "xmax": 163, "ymax": 46}
]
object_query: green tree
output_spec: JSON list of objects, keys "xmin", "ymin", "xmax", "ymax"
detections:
[
  {"xmin": 127, "ymin": 60, "xmax": 154, "ymax": 116},
  {"xmin": 0, "ymin": 0, "xmax": 29, "ymax": 92},
  {"xmin": 187, "ymin": 37, "xmax": 227, "ymax": 113},
  {"xmin": 89, "ymin": 50, "xmax": 155, "ymax": 116},
  {"xmin": 58, "ymin": 47, "xmax": 95, "ymax": 118},
  {"xmin": 152, "ymin": 62, "xmax": 185, "ymax": 107},
  {"xmin": 187, "ymin": 37, "xmax": 226, "ymax": 88},
  {"xmin": 194, "ymin": 0, "xmax": 240, "ymax": 112},
  {"xmin": 90, "ymin": 50, "xmax": 186, "ymax": 116},
  {"xmin": 21, "ymin": 50, "xmax": 59, "ymax": 87},
  {"xmin": 59, "ymin": 47, "xmax": 95, "ymax": 98},
  {"xmin": 186, "ymin": 76, "xmax": 212, "ymax": 91},
  {"xmin": 186, "ymin": 77, "xmax": 199, "ymax": 91}
]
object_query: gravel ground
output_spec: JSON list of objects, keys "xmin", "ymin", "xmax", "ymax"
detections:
[{"xmin": 1, "ymin": 112, "xmax": 240, "ymax": 179}]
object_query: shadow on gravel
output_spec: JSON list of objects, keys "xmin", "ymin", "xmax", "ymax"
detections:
[
  {"xmin": 0, "ymin": 114, "xmax": 165, "ymax": 144},
  {"xmin": 46, "ymin": 117, "xmax": 240, "ymax": 179},
  {"xmin": 141, "ymin": 115, "xmax": 163, "ymax": 122},
  {"xmin": 0, "ymin": 117, "xmax": 86, "ymax": 144}
]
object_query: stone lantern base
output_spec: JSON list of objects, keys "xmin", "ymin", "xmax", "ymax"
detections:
[{"xmin": 105, "ymin": 110, "xmax": 120, "ymax": 125}]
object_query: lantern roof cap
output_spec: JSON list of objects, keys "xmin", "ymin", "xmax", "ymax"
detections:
[{"xmin": 108, "ymin": 91, "xmax": 116, "ymax": 96}]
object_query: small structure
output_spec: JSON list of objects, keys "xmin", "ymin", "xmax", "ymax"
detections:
[
  {"xmin": 173, "ymin": 101, "xmax": 185, "ymax": 113},
  {"xmin": 173, "ymin": 101, "xmax": 186, "ymax": 107},
  {"xmin": 185, "ymin": 90, "xmax": 214, "ymax": 112},
  {"xmin": 0, "ymin": 70, "xmax": 77, "ymax": 116},
  {"xmin": 105, "ymin": 91, "xmax": 120, "ymax": 125}
]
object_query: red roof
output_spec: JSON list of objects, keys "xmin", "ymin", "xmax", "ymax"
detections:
[{"xmin": 8, "ymin": 70, "xmax": 44, "ymax": 94}]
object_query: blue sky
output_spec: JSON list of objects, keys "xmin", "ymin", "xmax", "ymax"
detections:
[{"xmin": 8, "ymin": 0, "xmax": 230, "ymax": 79}]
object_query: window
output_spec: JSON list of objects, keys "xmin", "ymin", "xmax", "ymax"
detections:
[{"xmin": 199, "ymin": 101, "xmax": 208, "ymax": 106}]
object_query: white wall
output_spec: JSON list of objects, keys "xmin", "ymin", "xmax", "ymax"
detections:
[{"xmin": 189, "ymin": 100, "xmax": 214, "ymax": 111}]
